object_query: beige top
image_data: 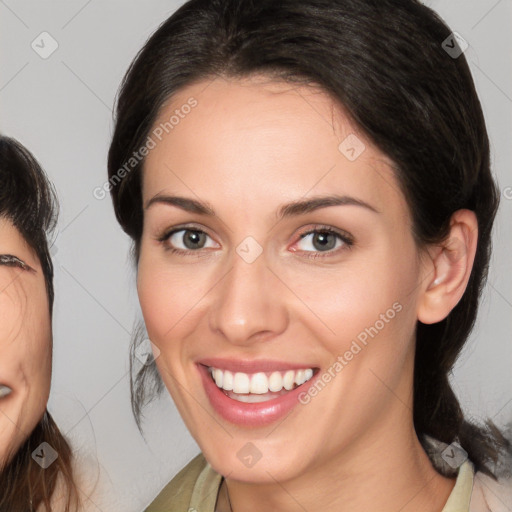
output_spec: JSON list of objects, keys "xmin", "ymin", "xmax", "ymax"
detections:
[{"xmin": 144, "ymin": 453, "xmax": 511, "ymax": 511}]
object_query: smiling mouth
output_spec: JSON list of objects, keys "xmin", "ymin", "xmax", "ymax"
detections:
[{"xmin": 208, "ymin": 366, "xmax": 317, "ymax": 403}]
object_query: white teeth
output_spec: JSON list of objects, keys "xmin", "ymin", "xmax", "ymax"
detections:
[
  {"xmin": 233, "ymin": 372, "xmax": 250, "ymax": 394},
  {"xmin": 295, "ymin": 369, "xmax": 305, "ymax": 386},
  {"xmin": 296, "ymin": 369, "xmax": 313, "ymax": 385},
  {"xmin": 223, "ymin": 370, "xmax": 234, "ymax": 391},
  {"xmin": 283, "ymin": 370, "xmax": 295, "ymax": 390},
  {"xmin": 227, "ymin": 391, "xmax": 285, "ymax": 403},
  {"xmin": 250, "ymin": 372, "xmax": 268, "ymax": 394},
  {"xmin": 268, "ymin": 371, "xmax": 283, "ymax": 392},
  {"xmin": 213, "ymin": 368, "xmax": 223, "ymax": 388},
  {"xmin": 209, "ymin": 366, "xmax": 315, "ymax": 396}
]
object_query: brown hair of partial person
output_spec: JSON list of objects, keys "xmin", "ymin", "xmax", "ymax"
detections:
[
  {"xmin": 0, "ymin": 412, "xmax": 79, "ymax": 511},
  {"xmin": 0, "ymin": 135, "xmax": 80, "ymax": 511}
]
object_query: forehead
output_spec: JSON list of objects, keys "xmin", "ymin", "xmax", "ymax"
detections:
[{"xmin": 142, "ymin": 76, "xmax": 407, "ymax": 220}]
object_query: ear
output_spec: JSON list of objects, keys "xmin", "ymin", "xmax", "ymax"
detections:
[{"xmin": 417, "ymin": 209, "xmax": 478, "ymax": 325}]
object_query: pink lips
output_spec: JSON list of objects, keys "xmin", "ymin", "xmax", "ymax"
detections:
[{"xmin": 196, "ymin": 358, "xmax": 319, "ymax": 427}]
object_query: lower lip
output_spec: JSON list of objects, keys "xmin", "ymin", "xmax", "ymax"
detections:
[{"xmin": 198, "ymin": 364, "xmax": 317, "ymax": 427}]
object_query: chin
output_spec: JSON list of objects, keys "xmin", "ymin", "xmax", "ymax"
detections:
[{"xmin": 201, "ymin": 440, "xmax": 307, "ymax": 483}]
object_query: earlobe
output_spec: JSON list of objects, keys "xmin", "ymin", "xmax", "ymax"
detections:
[{"xmin": 417, "ymin": 209, "xmax": 478, "ymax": 325}]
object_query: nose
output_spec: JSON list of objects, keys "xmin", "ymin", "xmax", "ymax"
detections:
[{"xmin": 208, "ymin": 248, "xmax": 289, "ymax": 346}]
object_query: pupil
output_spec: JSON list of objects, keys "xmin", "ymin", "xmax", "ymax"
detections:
[
  {"xmin": 185, "ymin": 230, "xmax": 205, "ymax": 249},
  {"xmin": 314, "ymin": 232, "xmax": 335, "ymax": 251}
]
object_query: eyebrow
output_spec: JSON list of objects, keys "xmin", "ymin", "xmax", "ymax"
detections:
[
  {"xmin": 277, "ymin": 195, "xmax": 379, "ymax": 218},
  {"xmin": 0, "ymin": 254, "xmax": 34, "ymax": 272},
  {"xmin": 145, "ymin": 193, "xmax": 379, "ymax": 219}
]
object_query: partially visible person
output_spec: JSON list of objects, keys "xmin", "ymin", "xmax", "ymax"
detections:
[{"xmin": 0, "ymin": 135, "xmax": 79, "ymax": 511}]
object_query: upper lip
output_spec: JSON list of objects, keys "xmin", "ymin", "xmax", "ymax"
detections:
[{"xmin": 197, "ymin": 358, "xmax": 318, "ymax": 373}]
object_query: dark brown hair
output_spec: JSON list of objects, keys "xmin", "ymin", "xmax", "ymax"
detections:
[
  {"xmin": 108, "ymin": 0, "xmax": 510, "ymax": 478},
  {"xmin": 0, "ymin": 135, "xmax": 80, "ymax": 511}
]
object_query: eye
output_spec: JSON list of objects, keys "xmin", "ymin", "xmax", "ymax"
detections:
[
  {"xmin": 158, "ymin": 227, "xmax": 218, "ymax": 254},
  {"xmin": 292, "ymin": 226, "xmax": 353, "ymax": 258}
]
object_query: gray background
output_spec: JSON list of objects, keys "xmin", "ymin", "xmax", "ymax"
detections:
[{"xmin": 1, "ymin": 1, "xmax": 511, "ymax": 510}]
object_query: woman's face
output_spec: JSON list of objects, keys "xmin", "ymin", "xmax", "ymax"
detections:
[
  {"xmin": 0, "ymin": 218, "xmax": 52, "ymax": 465},
  {"xmin": 138, "ymin": 76, "xmax": 430, "ymax": 482}
]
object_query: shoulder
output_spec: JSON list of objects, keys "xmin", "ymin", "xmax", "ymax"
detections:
[
  {"xmin": 423, "ymin": 436, "xmax": 512, "ymax": 512},
  {"xmin": 470, "ymin": 471, "xmax": 512, "ymax": 512},
  {"xmin": 145, "ymin": 453, "xmax": 222, "ymax": 512}
]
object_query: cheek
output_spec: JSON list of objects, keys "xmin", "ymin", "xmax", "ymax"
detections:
[
  {"xmin": 27, "ymin": 311, "xmax": 52, "ymax": 380},
  {"xmin": 0, "ymin": 286, "xmax": 51, "ymax": 459},
  {"xmin": 23, "ymin": 282, "xmax": 52, "ymax": 369},
  {"xmin": 282, "ymin": 248, "xmax": 418, "ymax": 353},
  {"xmin": 0, "ymin": 288, "xmax": 25, "ymax": 343},
  {"xmin": 136, "ymin": 251, "xmax": 200, "ymax": 347}
]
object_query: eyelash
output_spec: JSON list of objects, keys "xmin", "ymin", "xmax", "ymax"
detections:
[{"xmin": 157, "ymin": 224, "xmax": 354, "ymax": 259}]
